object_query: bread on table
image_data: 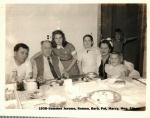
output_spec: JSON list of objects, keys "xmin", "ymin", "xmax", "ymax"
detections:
[{"xmin": 114, "ymin": 80, "xmax": 126, "ymax": 88}]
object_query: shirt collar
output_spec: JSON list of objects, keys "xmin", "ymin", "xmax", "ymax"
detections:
[
  {"xmin": 43, "ymin": 55, "xmax": 51, "ymax": 61},
  {"xmin": 84, "ymin": 47, "xmax": 92, "ymax": 50},
  {"xmin": 84, "ymin": 47, "xmax": 92, "ymax": 52},
  {"xmin": 57, "ymin": 45, "xmax": 64, "ymax": 49}
]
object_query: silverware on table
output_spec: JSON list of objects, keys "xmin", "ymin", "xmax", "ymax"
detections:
[{"xmin": 132, "ymin": 78, "xmax": 146, "ymax": 85}]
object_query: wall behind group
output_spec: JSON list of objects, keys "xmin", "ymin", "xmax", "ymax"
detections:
[{"xmin": 6, "ymin": 4, "xmax": 98, "ymax": 59}]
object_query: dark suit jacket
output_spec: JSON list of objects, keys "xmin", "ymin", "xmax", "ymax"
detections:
[{"xmin": 34, "ymin": 54, "xmax": 61, "ymax": 78}]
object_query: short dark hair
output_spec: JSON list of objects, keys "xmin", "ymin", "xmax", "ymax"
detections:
[
  {"xmin": 83, "ymin": 34, "xmax": 93, "ymax": 46},
  {"xmin": 99, "ymin": 40, "xmax": 113, "ymax": 53},
  {"xmin": 114, "ymin": 28, "xmax": 124, "ymax": 39},
  {"xmin": 52, "ymin": 30, "xmax": 68, "ymax": 48},
  {"xmin": 14, "ymin": 43, "xmax": 29, "ymax": 52},
  {"xmin": 41, "ymin": 40, "xmax": 52, "ymax": 46},
  {"xmin": 115, "ymin": 28, "xmax": 123, "ymax": 34}
]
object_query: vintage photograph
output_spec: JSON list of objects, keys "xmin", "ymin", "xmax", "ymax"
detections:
[{"xmin": 4, "ymin": 4, "xmax": 147, "ymax": 113}]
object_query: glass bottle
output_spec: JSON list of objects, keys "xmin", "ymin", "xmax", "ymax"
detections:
[
  {"xmin": 11, "ymin": 70, "xmax": 17, "ymax": 82},
  {"xmin": 12, "ymin": 70, "xmax": 24, "ymax": 91}
]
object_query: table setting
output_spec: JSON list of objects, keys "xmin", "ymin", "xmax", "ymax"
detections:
[{"xmin": 5, "ymin": 72, "xmax": 146, "ymax": 111}]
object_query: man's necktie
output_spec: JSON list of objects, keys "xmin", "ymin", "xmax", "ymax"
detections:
[{"xmin": 47, "ymin": 57, "xmax": 58, "ymax": 78}]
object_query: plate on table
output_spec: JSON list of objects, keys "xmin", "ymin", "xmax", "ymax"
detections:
[
  {"xmin": 46, "ymin": 79, "xmax": 64, "ymax": 86},
  {"xmin": 81, "ymin": 72, "xmax": 98, "ymax": 82},
  {"xmin": 5, "ymin": 88, "xmax": 16, "ymax": 101},
  {"xmin": 88, "ymin": 90, "xmax": 121, "ymax": 106},
  {"xmin": 45, "ymin": 95, "xmax": 66, "ymax": 108},
  {"xmin": 101, "ymin": 78, "xmax": 135, "ymax": 88},
  {"xmin": 68, "ymin": 86, "xmax": 88, "ymax": 103},
  {"xmin": 27, "ymin": 90, "xmax": 45, "ymax": 100},
  {"xmin": 86, "ymin": 72, "xmax": 97, "ymax": 78}
]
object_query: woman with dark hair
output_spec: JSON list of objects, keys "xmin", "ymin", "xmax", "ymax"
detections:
[
  {"xmin": 51, "ymin": 30, "xmax": 68, "ymax": 48},
  {"xmin": 51, "ymin": 30, "xmax": 79, "ymax": 79},
  {"xmin": 99, "ymin": 38, "xmax": 140, "ymax": 80},
  {"xmin": 98, "ymin": 39, "xmax": 113, "ymax": 80}
]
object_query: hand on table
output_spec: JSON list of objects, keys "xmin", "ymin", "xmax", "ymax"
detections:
[
  {"xmin": 62, "ymin": 72, "xmax": 69, "ymax": 79},
  {"xmin": 61, "ymin": 69, "xmax": 67, "ymax": 74},
  {"xmin": 61, "ymin": 69, "xmax": 69, "ymax": 79},
  {"xmin": 37, "ymin": 76, "xmax": 46, "ymax": 84}
]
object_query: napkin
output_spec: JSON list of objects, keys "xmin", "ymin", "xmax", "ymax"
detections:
[{"xmin": 76, "ymin": 81, "xmax": 102, "ymax": 93}]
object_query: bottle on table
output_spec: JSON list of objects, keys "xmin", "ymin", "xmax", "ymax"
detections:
[
  {"xmin": 11, "ymin": 70, "xmax": 17, "ymax": 82},
  {"xmin": 11, "ymin": 70, "xmax": 24, "ymax": 91}
]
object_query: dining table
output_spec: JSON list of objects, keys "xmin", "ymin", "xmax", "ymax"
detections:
[{"xmin": 16, "ymin": 77, "xmax": 146, "ymax": 111}]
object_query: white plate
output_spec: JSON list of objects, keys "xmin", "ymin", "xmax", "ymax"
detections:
[
  {"xmin": 88, "ymin": 90, "xmax": 121, "ymax": 104},
  {"xmin": 86, "ymin": 72, "xmax": 97, "ymax": 78}
]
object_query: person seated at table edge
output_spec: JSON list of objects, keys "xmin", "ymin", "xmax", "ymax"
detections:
[
  {"xmin": 98, "ymin": 39, "xmax": 113, "ymax": 79},
  {"xmin": 32, "ymin": 40, "xmax": 69, "ymax": 85},
  {"xmin": 105, "ymin": 51, "xmax": 130, "ymax": 78},
  {"xmin": 5, "ymin": 43, "xmax": 32, "ymax": 84},
  {"xmin": 98, "ymin": 39, "xmax": 140, "ymax": 80}
]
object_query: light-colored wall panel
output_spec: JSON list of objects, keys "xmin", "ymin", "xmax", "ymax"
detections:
[{"xmin": 6, "ymin": 4, "xmax": 98, "ymax": 59}]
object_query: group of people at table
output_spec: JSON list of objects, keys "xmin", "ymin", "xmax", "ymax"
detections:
[{"xmin": 5, "ymin": 28, "xmax": 140, "ymax": 88}]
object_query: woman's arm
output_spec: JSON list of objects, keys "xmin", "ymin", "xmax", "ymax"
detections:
[
  {"xmin": 119, "ymin": 69, "xmax": 130, "ymax": 78},
  {"xmin": 125, "ymin": 69, "xmax": 130, "ymax": 76},
  {"xmin": 119, "ymin": 71, "xmax": 126, "ymax": 78},
  {"xmin": 64, "ymin": 53, "xmax": 77, "ymax": 73},
  {"xmin": 61, "ymin": 43, "xmax": 78, "ymax": 73},
  {"xmin": 118, "ymin": 64, "xmax": 130, "ymax": 78}
]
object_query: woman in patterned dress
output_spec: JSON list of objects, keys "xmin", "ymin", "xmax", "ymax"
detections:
[{"xmin": 51, "ymin": 30, "xmax": 79, "ymax": 80}]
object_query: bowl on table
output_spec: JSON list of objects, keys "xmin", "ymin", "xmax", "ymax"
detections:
[
  {"xmin": 86, "ymin": 72, "xmax": 97, "ymax": 78},
  {"xmin": 56, "ymin": 79, "xmax": 64, "ymax": 86},
  {"xmin": 88, "ymin": 90, "xmax": 121, "ymax": 106},
  {"xmin": 27, "ymin": 90, "xmax": 44, "ymax": 100},
  {"xmin": 81, "ymin": 77, "xmax": 91, "ymax": 82},
  {"xmin": 46, "ymin": 78, "xmax": 64, "ymax": 86}
]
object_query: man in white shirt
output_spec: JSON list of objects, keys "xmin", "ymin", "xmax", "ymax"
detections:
[
  {"xmin": 5, "ymin": 43, "xmax": 32, "ymax": 84},
  {"xmin": 32, "ymin": 40, "xmax": 68, "ymax": 85}
]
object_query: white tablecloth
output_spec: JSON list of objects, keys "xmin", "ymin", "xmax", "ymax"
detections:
[{"xmin": 17, "ymin": 78, "xmax": 146, "ymax": 110}]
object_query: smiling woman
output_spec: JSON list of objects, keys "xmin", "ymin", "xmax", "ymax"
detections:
[
  {"xmin": 98, "ymin": 39, "xmax": 113, "ymax": 79},
  {"xmin": 51, "ymin": 30, "xmax": 79, "ymax": 79}
]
